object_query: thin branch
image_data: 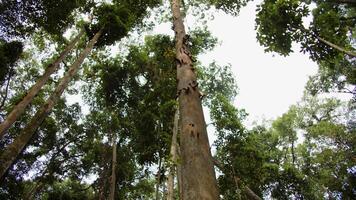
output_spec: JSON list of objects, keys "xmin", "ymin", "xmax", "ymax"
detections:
[
  {"xmin": 0, "ymin": 77, "xmax": 11, "ymax": 110},
  {"xmin": 316, "ymin": 35, "xmax": 356, "ymax": 58}
]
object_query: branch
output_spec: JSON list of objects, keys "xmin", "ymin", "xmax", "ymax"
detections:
[
  {"xmin": 0, "ymin": 77, "xmax": 11, "ymax": 111},
  {"xmin": 331, "ymin": 0, "xmax": 356, "ymax": 6},
  {"xmin": 213, "ymin": 158, "xmax": 262, "ymax": 200},
  {"xmin": 316, "ymin": 35, "xmax": 356, "ymax": 58}
]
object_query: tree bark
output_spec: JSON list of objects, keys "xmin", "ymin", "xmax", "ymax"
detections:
[
  {"xmin": 170, "ymin": 0, "xmax": 219, "ymax": 199},
  {"xmin": 109, "ymin": 132, "xmax": 117, "ymax": 200},
  {"xmin": 0, "ymin": 29, "xmax": 102, "ymax": 179},
  {"xmin": 0, "ymin": 30, "xmax": 85, "ymax": 138},
  {"xmin": 167, "ymin": 109, "xmax": 179, "ymax": 200}
]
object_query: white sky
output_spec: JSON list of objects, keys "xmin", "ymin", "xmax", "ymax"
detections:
[
  {"xmin": 200, "ymin": 1, "xmax": 318, "ymax": 126},
  {"xmin": 150, "ymin": 1, "xmax": 318, "ymax": 127},
  {"xmin": 143, "ymin": 0, "xmax": 319, "ymax": 148}
]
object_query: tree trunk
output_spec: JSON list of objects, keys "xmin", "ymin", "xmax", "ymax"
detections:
[
  {"xmin": 291, "ymin": 140, "xmax": 296, "ymax": 165},
  {"xmin": 156, "ymin": 156, "xmax": 162, "ymax": 200},
  {"xmin": 177, "ymin": 143, "xmax": 183, "ymax": 200},
  {"xmin": 167, "ymin": 109, "xmax": 179, "ymax": 200},
  {"xmin": 109, "ymin": 133, "xmax": 117, "ymax": 200},
  {"xmin": 0, "ymin": 30, "xmax": 85, "ymax": 138},
  {"xmin": 24, "ymin": 181, "xmax": 45, "ymax": 200},
  {"xmin": 213, "ymin": 159, "xmax": 262, "ymax": 200},
  {"xmin": 170, "ymin": 0, "xmax": 219, "ymax": 199},
  {"xmin": 0, "ymin": 29, "xmax": 103, "ymax": 179},
  {"xmin": 332, "ymin": 0, "xmax": 356, "ymax": 6}
]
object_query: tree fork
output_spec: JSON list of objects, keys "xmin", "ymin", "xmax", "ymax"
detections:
[
  {"xmin": 170, "ymin": 0, "xmax": 219, "ymax": 199},
  {"xmin": 0, "ymin": 29, "xmax": 85, "ymax": 138},
  {"xmin": 0, "ymin": 29, "xmax": 103, "ymax": 179}
]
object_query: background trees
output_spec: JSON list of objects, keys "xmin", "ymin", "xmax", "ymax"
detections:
[{"xmin": 0, "ymin": 0, "xmax": 354, "ymax": 199}]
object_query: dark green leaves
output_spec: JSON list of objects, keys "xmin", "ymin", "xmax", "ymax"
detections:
[
  {"xmin": 0, "ymin": 40, "xmax": 23, "ymax": 84},
  {"xmin": 256, "ymin": 0, "xmax": 309, "ymax": 55}
]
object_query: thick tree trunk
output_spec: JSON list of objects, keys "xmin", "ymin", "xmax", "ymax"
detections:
[
  {"xmin": 0, "ymin": 30, "xmax": 85, "ymax": 138},
  {"xmin": 170, "ymin": 0, "xmax": 219, "ymax": 199},
  {"xmin": 0, "ymin": 29, "xmax": 102, "ymax": 179},
  {"xmin": 109, "ymin": 133, "xmax": 117, "ymax": 200},
  {"xmin": 167, "ymin": 109, "xmax": 179, "ymax": 200}
]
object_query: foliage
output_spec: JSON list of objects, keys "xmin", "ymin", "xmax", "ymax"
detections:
[
  {"xmin": 0, "ymin": 40, "xmax": 23, "ymax": 85},
  {"xmin": 256, "ymin": 0, "xmax": 356, "ymax": 94},
  {"xmin": 0, "ymin": 0, "xmax": 87, "ymax": 39}
]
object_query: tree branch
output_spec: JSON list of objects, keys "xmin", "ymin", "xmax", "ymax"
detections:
[{"xmin": 316, "ymin": 35, "xmax": 356, "ymax": 58}]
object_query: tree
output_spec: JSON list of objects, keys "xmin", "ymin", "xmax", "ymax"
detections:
[
  {"xmin": 170, "ymin": 0, "xmax": 220, "ymax": 198},
  {"xmin": 0, "ymin": 0, "xmax": 159, "ymax": 179},
  {"xmin": 0, "ymin": 40, "xmax": 23, "ymax": 111},
  {"xmin": 0, "ymin": 30, "xmax": 84, "ymax": 138},
  {"xmin": 256, "ymin": 0, "xmax": 356, "ymax": 94},
  {"xmin": 0, "ymin": 0, "xmax": 88, "ymax": 39}
]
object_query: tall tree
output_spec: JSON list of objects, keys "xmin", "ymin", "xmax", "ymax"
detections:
[
  {"xmin": 170, "ymin": 0, "xmax": 219, "ymax": 199},
  {"xmin": 0, "ymin": 30, "xmax": 84, "ymax": 138},
  {"xmin": 0, "ymin": 28, "xmax": 103, "ymax": 179},
  {"xmin": 256, "ymin": 0, "xmax": 356, "ymax": 94}
]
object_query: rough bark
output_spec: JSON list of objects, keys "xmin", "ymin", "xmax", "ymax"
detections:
[
  {"xmin": 0, "ymin": 29, "xmax": 102, "ymax": 179},
  {"xmin": 109, "ymin": 133, "xmax": 117, "ymax": 200},
  {"xmin": 0, "ymin": 30, "xmax": 85, "ymax": 138},
  {"xmin": 167, "ymin": 109, "xmax": 179, "ymax": 200},
  {"xmin": 170, "ymin": 0, "xmax": 219, "ymax": 199}
]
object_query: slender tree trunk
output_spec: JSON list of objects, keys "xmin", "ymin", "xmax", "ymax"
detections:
[
  {"xmin": 109, "ymin": 132, "xmax": 117, "ymax": 200},
  {"xmin": 316, "ymin": 36, "xmax": 356, "ymax": 57},
  {"xmin": 156, "ymin": 156, "xmax": 162, "ymax": 200},
  {"xmin": 177, "ymin": 144, "xmax": 183, "ymax": 200},
  {"xmin": 25, "ymin": 181, "xmax": 45, "ymax": 200},
  {"xmin": 98, "ymin": 163, "xmax": 109, "ymax": 200},
  {"xmin": 332, "ymin": 0, "xmax": 356, "ymax": 6},
  {"xmin": 213, "ymin": 159, "xmax": 262, "ymax": 200},
  {"xmin": 291, "ymin": 140, "xmax": 296, "ymax": 165},
  {"xmin": 170, "ymin": 0, "xmax": 219, "ymax": 199},
  {"xmin": 0, "ymin": 29, "xmax": 103, "ymax": 179},
  {"xmin": 167, "ymin": 109, "xmax": 179, "ymax": 200},
  {"xmin": 0, "ymin": 30, "xmax": 85, "ymax": 138}
]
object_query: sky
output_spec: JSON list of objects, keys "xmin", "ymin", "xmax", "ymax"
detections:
[
  {"xmin": 200, "ymin": 1, "xmax": 318, "ymax": 126},
  {"xmin": 149, "ymin": 0, "xmax": 318, "ymax": 127}
]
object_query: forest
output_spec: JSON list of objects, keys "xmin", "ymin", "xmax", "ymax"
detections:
[{"xmin": 0, "ymin": 0, "xmax": 355, "ymax": 199}]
